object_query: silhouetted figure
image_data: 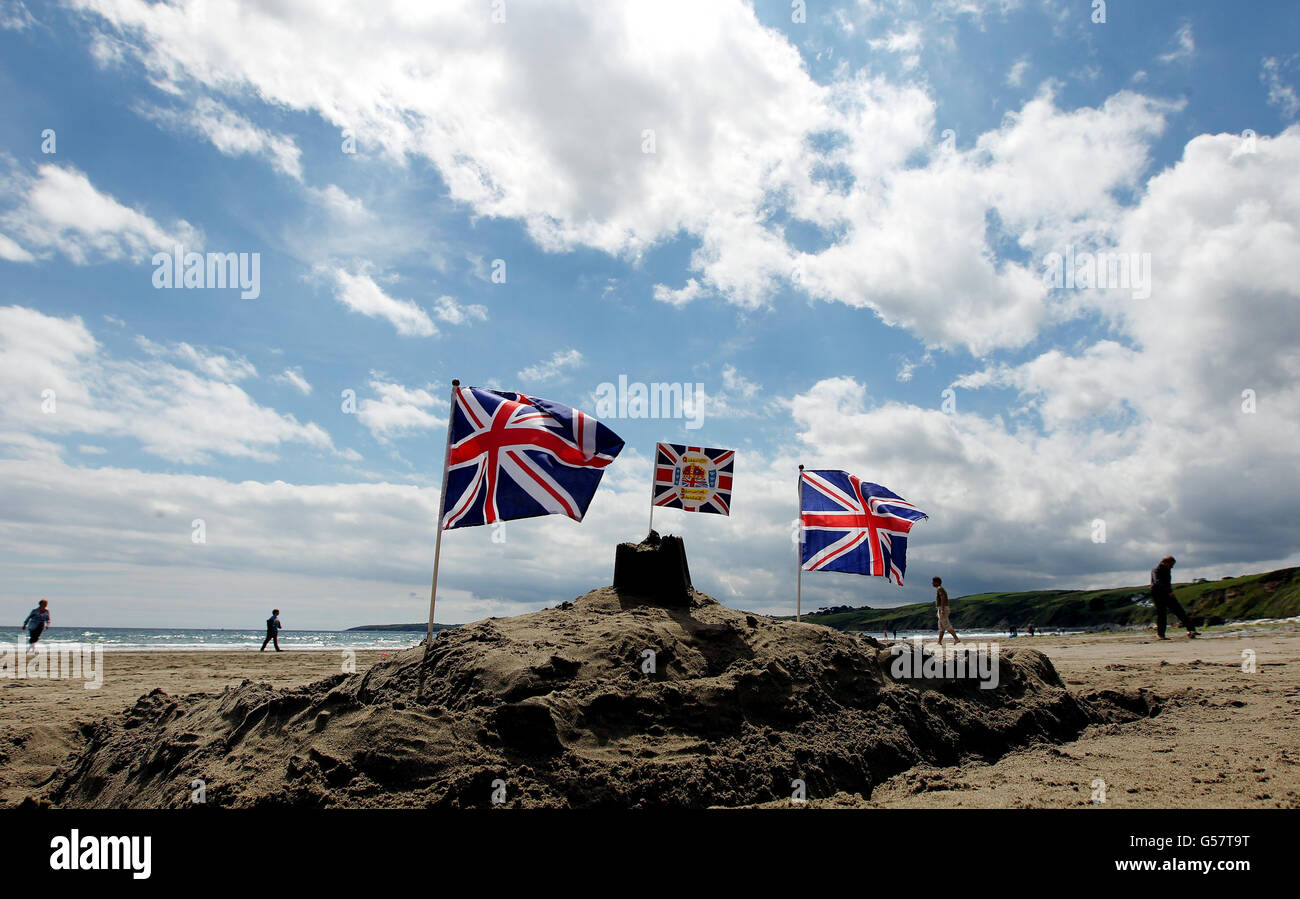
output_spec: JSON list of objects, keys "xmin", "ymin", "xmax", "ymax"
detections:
[
  {"xmin": 22, "ymin": 599, "xmax": 50, "ymax": 649},
  {"xmin": 1151, "ymin": 556, "xmax": 1198, "ymax": 640},
  {"xmin": 260, "ymin": 609, "xmax": 284, "ymax": 651},
  {"xmin": 933, "ymin": 577, "xmax": 960, "ymax": 645}
]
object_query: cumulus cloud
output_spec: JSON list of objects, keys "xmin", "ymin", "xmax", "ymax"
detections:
[
  {"xmin": 0, "ymin": 451, "xmax": 649, "ymax": 627},
  {"xmin": 688, "ymin": 364, "xmax": 774, "ymax": 424},
  {"xmin": 8, "ymin": 0, "xmax": 1292, "ymax": 626},
  {"xmin": 356, "ymin": 376, "xmax": 446, "ymax": 442},
  {"xmin": 139, "ymin": 96, "xmax": 303, "ymax": 179},
  {"xmin": 135, "ymin": 336, "xmax": 257, "ymax": 382},
  {"xmin": 327, "ymin": 268, "xmax": 437, "ymax": 337},
  {"xmin": 0, "ymin": 232, "xmax": 34, "ymax": 262},
  {"xmin": 433, "ymin": 296, "xmax": 487, "ymax": 325},
  {"xmin": 901, "ymin": 127, "xmax": 1300, "ymax": 583},
  {"xmin": 652, "ymin": 279, "xmax": 706, "ymax": 307},
  {"xmin": 518, "ymin": 349, "xmax": 584, "ymax": 383},
  {"xmin": 0, "ymin": 164, "xmax": 200, "ymax": 264},
  {"xmin": 0, "ymin": 306, "xmax": 334, "ymax": 465},
  {"xmin": 272, "ymin": 366, "xmax": 312, "ymax": 395},
  {"xmin": 306, "ymin": 184, "xmax": 371, "ymax": 221},
  {"xmin": 70, "ymin": 1, "xmax": 1189, "ymax": 354},
  {"xmin": 1261, "ymin": 56, "xmax": 1299, "ymax": 119},
  {"xmin": 1005, "ymin": 57, "xmax": 1029, "ymax": 87}
]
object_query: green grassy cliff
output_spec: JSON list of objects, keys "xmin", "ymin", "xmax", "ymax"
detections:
[{"xmin": 797, "ymin": 567, "xmax": 1300, "ymax": 632}]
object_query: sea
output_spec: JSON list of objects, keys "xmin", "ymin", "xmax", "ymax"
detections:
[
  {"xmin": 19, "ymin": 627, "xmax": 426, "ymax": 652},
  {"xmin": 864, "ymin": 628, "xmax": 1088, "ymax": 641},
  {"xmin": 16, "ymin": 625, "xmax": 1093, "ymax": 653}
]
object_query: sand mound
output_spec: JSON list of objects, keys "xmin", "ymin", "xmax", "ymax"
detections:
[{"xmin": 50, "ymin": 587, "xmax": 1152, "ymax": 808}]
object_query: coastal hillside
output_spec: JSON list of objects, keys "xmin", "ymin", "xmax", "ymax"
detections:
[{"xmin": 801, "ymin": 567, "xmax": 1300, "ymax": 632}]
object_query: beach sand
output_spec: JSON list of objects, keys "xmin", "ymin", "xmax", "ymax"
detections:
[
  {"xmin": 0, "ymin": 650, "xmax": 391, "ymax": 806},
  {"xmin": 861, "ymin": 625, "xmax": 1300, "ymax": 808},
  {"xmin": 2, "ymin": 623, "xmax": 1296, "ymax": 808}
]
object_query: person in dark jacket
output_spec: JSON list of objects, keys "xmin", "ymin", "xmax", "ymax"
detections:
[
  {"xmin": 260, "ymin": 609, "xmax": 284, "ymax": 652},
  {"xmin": 22, "ymin": 599, "xmax": 50, "ymax": 648},
  {"xmin": 1151, "ymin": 556, "xmax": 1198, "ymax": 640}
]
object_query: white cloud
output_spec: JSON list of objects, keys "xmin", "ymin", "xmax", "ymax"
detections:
[
  {"xmin": 1005, "ymin": 57, "xmax": 1030, "ymax": 87},
  {"xmin": 1158, "ymin": 23, "xmax": 1195, "ymax": 64},
  {"xmin": 71, "ymin": 1, "xmax": 826, "ymax": 294},
  {"xmin": 273, "ymin": 366, "xmax": 312, "ymax": 395},
  {"xmin": 0, "ymin": 232, "xmax": 34, "ymax": 262},
  {"xmin": 896, "ymin": 353, "xmax": 933, "ymax": 382},
  {"xmin": 433, "ymin": 295, "xmax": 487, "ymax": 325},
  {"xmin": 20, "ymin": 0, "xmax": 1296, "ymax": 623},
  {"xmin": 135, "ymin": 336, "xmax": 257, "ymax": 382},
  {"xmin": 878, "ymin": 126, "xmax": 1300, "ymax": 581},
  {"xmin": 306, "ymin": 183, "xmax": 371, "ymax": 220},
  {"xmin": 722, "ymin": 364, "xmax": 761, "ymax": 399},
  {"xmin": 0, "ymin": 452, "xmax": 648, "ymax": 627},
  {"xmin": 0, "ymin": 164, "xmax": 200, "ymax": 264},
  {"xmin": 518, "ymin": 349, "xmax": 584, "ymax": 383},
  {"xmin": 1261, "ymin": 56, "xmax": 1299, "ymax": 119},
  {"xmin": 689, "ymin": 364, "xmax": 772, "ymax": 422},
  {"xmin": 868, "ymin": 23, "xmax": 923, "ymax": 69},
  {"xmin": 71, "ymin": 1, "xmax": 1187, "ymax": 353},
  {"xmin": 139, "ymin": 96, "xmax": 303, "ymax": 180},
  {"xmin": 954, "ymin": 341, "xmax": 1148, "ymax": 428},
  {"xmin": 0, "ymin": 306, "xmax": 334, "ymax": 465},
  {"xmin": 0, "ymin": 1, "xmax": 35, "ymax": 31},
  {"xmin": 356, "ymin": 376, "xmax": 446, "ymax": 442},
  {"xmin": 793, "ymin": 87, "xmax": 1170, "ymax": 354},
  {"xmin": 652, "ymin": 278, "xmax": 706, "ymax": 307},
  {"xmin": 327, "ymin": 267, "xmax": 437, "ymax": 337}
]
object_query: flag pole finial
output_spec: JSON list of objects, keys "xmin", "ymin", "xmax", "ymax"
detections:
[{"xmin": 451, "ymin": 378, "xmax": 460, "ymax": 387}]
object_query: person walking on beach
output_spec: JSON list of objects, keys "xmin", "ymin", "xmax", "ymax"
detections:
[
  {"xmin": 21, "ymin": 599, "xmax": 50, "ymax": 650},
  {"xmin": 260, "ymin": 609, "xmax": 284, "ymax": 652},
  {"xmin": 1151, "ymin": 556, "xmax": 1198, "ymax": 640},
  {"xmin": 934, "ymin": 577, "xmax": 960, "ymax": 645}
]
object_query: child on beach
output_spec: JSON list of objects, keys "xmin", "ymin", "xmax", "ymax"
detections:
[
  {"xmin": 933, "ymin": 577, "xmax": 960, "ymax": 645},
  {"xmin": 21, "ymin": 599, "xmax": 50, "ymax": 649},
  {"xmin": 260, "ymin": 609, "xmax": 284, "ymax": 652}
]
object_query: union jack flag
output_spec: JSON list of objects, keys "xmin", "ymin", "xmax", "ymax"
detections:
[
  {"xmin": 441, "ymin": 386, "xmax": 625, "ymax": 530},
  {"xmin": 653, "ymin": 443, "xmax": 735, "ymax": 515},
  {"xmin": 799, "ymin": 469, "xmax": 927, "ymax": 585}
]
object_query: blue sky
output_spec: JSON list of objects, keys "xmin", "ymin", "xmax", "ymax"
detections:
[{"xmin": 1, "ymin": 0, "xmax": 1298, "ymax": 628}]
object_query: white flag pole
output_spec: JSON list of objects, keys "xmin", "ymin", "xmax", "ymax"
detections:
[
  {"xmin": 796, "ymin": 464, "xmax": 804, "ymax": 622},
  {"xmin": 426, "ymin": 378, "xmax": 460, "ymax": 644},
  {"xmin": 648, "ymin": 444, "xmax": 657, "ymax": 535}
]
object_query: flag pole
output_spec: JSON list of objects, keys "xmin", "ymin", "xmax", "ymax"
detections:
[
  {"xmin": 426, "ymin": 378, "xmax": 460, "ymax": 644},
  {"xmin": 648, "ymin": 446, "xmax": 657, "ymax": 535},
  {"xmin": 796, "ymin": 464, "xmax": 804, "ymax": 622}
]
